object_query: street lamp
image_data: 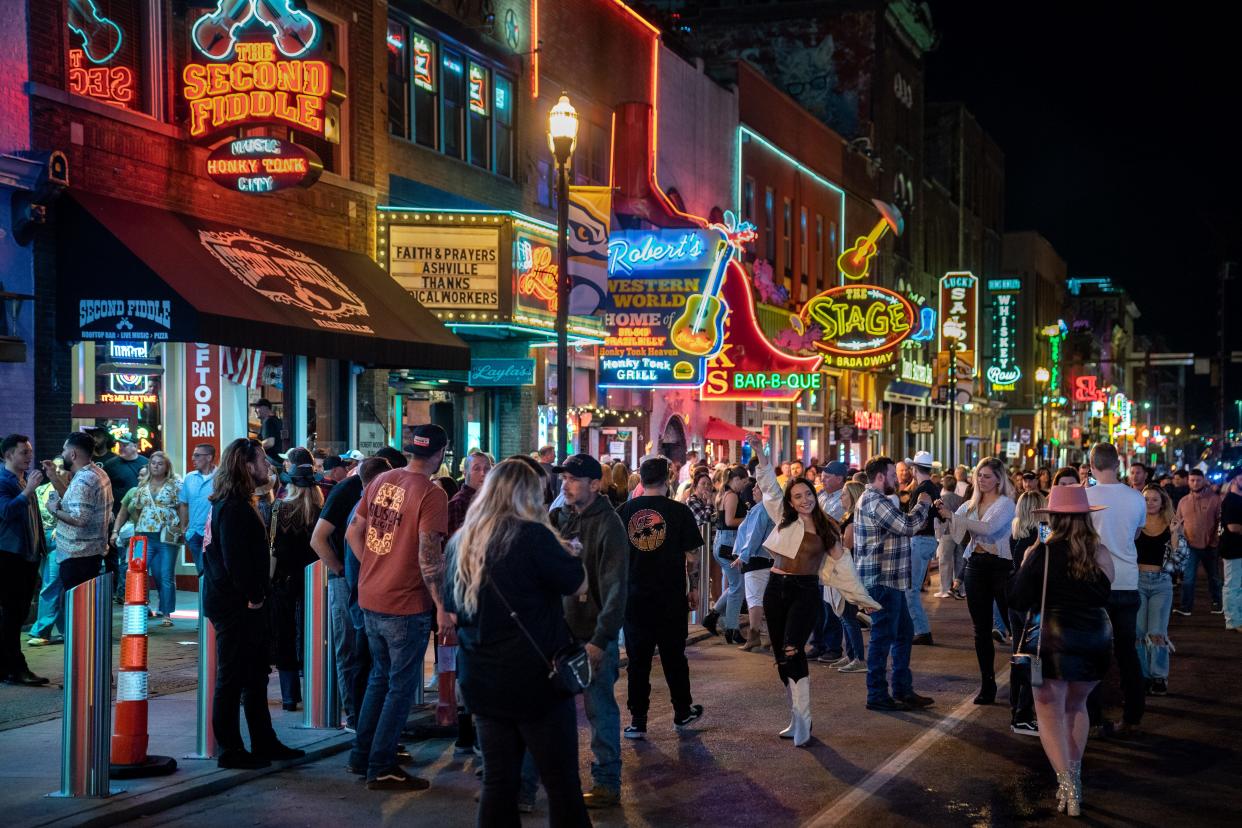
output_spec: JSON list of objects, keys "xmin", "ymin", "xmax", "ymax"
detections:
[{"xmin": 548, "ymin": 92, "xmax": 578, "ymax": 462}]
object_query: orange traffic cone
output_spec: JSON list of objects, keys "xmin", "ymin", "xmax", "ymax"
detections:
[{"xmin": 110, "ymin": 540, "xmax": 177, "ymax": 778}]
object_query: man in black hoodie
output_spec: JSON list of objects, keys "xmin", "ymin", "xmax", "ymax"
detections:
[{"xmin": 551, "ymin": 454, "xmax": 628, "ymax": 809}]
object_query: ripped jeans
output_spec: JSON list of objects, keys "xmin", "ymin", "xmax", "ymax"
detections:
[{"xmin": 1136, "ymin": 570, "xmax": 1173, "ymax": 680}]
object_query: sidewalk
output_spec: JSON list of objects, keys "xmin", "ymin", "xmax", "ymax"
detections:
[{"xmin": 2, "ymin": 594, "xmax": 709, "ymax": 828}]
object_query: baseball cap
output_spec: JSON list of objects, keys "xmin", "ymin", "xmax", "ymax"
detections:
[
  {"xmin": 404, "ymin": 424, "xmax": 448, "ymax": 457},
  {"xmin": 342, "ymin": 449, "xmax": 365, "ymax": 462},
  {"xmin": 322, "ymin": 455, "xmax": 345, "ymax": 471},
  {"xmin": 1021, "ymin": 471, "xmax": 1038, "ymax": 481},
  {"xmin": 280, "ymin": 447, "xmax": 313, "ymax": 466},
  {"xmin": 116, "ymin": 435, "xmax": 136, "ymax": 446},
  {"xmin": 822, "ymin": 460, "xmax": 849, "ymax": 477},
  {"xmin": 552, "ymin": 453, "xmax": 603, "ymax": 480},
  {"xmin": 639, "ymin": 456, "xmax": 671, "ymax": 486}
]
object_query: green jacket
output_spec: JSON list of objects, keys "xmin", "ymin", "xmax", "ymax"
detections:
[{"xmin": 552, "ymin": 494, "xmax": 629, "ymax": 649}]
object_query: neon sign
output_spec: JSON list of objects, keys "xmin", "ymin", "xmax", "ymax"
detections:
[
  {"xmin": 205, "ymin": 137, "xmax": 323, "ymax": 193},
  {"xmin": 1073, "ymin": 375, "xmax": 1108, "ymax": 403},
  {"xmin": 607, "ymin": 231, "xmax": 710, "ymax": 276},
  {"xmin": 988, "ymin": 288, "xmax": 1020, "ymax": 389},
  {"xmin": 110, "ymin": 373, "xmax": 150, "ymax": 395},
  {"xmin": 109, "ymin": 341, "xmax": 150, "ymax": 361},
  {"xmin": 855, "ymin": 409, "xmax": 883, "ymax": 431},
  {"xmin": 413, "ymin": 35, "xmax": 434, "ymax": 90},
  {"xmin": 797, "ymin": 285, "xmax": 915, "ymax": 369},
  {"xmin": 183, "ymin": 41, "xmax": 331, "ymax": 139},
  {"xmin": 939, "ymin": 271, "xmax": 978, "ymax": 374},
  {"xmin": 468, "ymin": 63, "xmax": 487, "ymax": 115},
  {"xmin": 729, "ymin": 372, "xmax": 821, "ymax": 392},
  {"xmin": 68, "ymin": 0, "xmax": 123, "ymax": 64},
  {"xmin": 68, "ymin": 48, "xmax": 134, "ymax": 105},
  {"xmin": 515, "ymin": 237, "xmax": 559, "ymax": 311},
  {"xmin": 837, "ymin": 200, "xmax": 903, "ymax": 281},
  {"xmin": 190, "ymin": 0, "xmax": 320, "ymax": 60},
  {"xmin": 669, "ymin": 214, "xmax": 754, "ymax": 356}
]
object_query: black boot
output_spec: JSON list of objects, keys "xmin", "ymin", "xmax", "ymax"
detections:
[
  {"xmin": 252, "ymin": 740, "xmax": 306, "ymax": 761},
  {"xmin": 974, "ymin": 677, "xmax": 997, "ymax": 705},
  {"xmin": 702, "ymin": 610, "xmax": 720, "ymax": 636}
]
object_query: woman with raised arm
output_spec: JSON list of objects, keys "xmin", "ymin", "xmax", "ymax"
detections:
[{"xmin": 747, "ymin": 435, "xmax": 878, "ymax": 747}]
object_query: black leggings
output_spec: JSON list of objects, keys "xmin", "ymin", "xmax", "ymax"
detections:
[
  {"xmin": 763, "ymin": 573, "xmax": 820, "ymax": 684},
  {"xmin": 964, "ymin": 554, "xmax": 1013, "ymax": 683}
]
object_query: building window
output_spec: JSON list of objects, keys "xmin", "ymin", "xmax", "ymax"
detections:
[
  {"xmin": 764, "ymin": 187, "xmax": 775, "ymax": 263},
  {"xmin": 412, "ymin": 32, "xmax": 438, "ymax": 148},
  {"xmin": 799, "ymin": 206, "xmax": 809, "ymax": 301},
  {"xmin": 782, "ymin": 198, "xmax": 793, "ymax": 281},
  {"xmin": 386, "ymin": 18, "xmax": 409, "ymax": 138},
  {"xmin": 467, "ymin": 62, "xmax": 490, "ymax": 168},
  {"xmin": 815, "ymin": 213, "xmax": 824, "ymax": 291},
  {"xmin": 743, "ymin": 177, "xmax": 756, "ymax": 223},
  {"xmin": 289, "ymin": 14, "xmax": 346, "ymax": 177},
  {"xmin": 494, "ymin": 74, "xmax": 513, "ymax": 177},
  {"xmin": 65, "ymin": 0, "xmax": 152, "ymax": 115},
  {"xmin": 441, "ymin": 49, "xmax": 465, "ymax": 160}
]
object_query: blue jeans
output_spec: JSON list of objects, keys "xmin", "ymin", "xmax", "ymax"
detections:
[
  {"xmin": 1136, "ymin": 571, "xmax": 1173, "ymax": 680},
  {"xmin": 1224, "ymin": 559, "xmax": 1242, "ymax": 629},
  {"xmin": 31, "ymin": 534, "xmax": 64, "ymax": 638},
  {"xmin": 136, "ymin": 536, "xmax": 177, "ymax": 616},
  {"xmin": 840, "ymin": 601, "xmax": 864, "ymax": 661},
  {"xmin": 582, "ymin": 640, "xmax": 621, "ymax": 791},
  {"xmin": 712, "ymin": 532, "xmax": 744, "ymax": 630},
  {"xmin": 349, "ymin": 609, "xmax": 433, "ymax": 778},
  {"xmin": 865, "ymin": 585, "xmax": 913, "ymax": 704},
  {"xmin": 811, "ymin": 598, "xmax": 843, "ymax": 657},
  {"xmin": 185, "ymin": 534, "xmax": 205, "ymax": 576},
  {"xmin": 1182, "ymin": 546, "xmax": 1222, "ymax": 611},
  {"xmin": 328, "ymin": 575, "xmax": 367, "ymax": 727},
  {"xmin": 906, "ymin": 536, "xmax": 938, "ymax": 636}
]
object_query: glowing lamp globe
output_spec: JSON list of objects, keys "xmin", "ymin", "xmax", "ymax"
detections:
[{"xmin": 547, "ymin": 93, "xmax": 578, "ymax": 159}]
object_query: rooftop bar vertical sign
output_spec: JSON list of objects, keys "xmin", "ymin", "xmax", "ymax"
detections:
[{"xmin": 186, "ymin": 343, "xmax": 221, "ymax": 471}]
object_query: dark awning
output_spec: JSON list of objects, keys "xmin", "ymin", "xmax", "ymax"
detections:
[{"xmin": 57, "ymin": 192, "xmax": 469, "ymax": 370}]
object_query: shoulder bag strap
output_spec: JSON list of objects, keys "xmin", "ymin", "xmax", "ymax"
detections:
[
  {"xmin": 1035, "ymin": 542, "xmax": 1050, "ymax": 660},
  {"xmin": 487, "ymin": 579, "xmax": 555, "ymax": 675}
]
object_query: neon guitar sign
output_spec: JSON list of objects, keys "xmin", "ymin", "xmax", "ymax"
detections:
[
  {"xmin": 668, "ymin": 212, "xmax": 755, "ymax": 357},
  {"xmin": 838, "ymin": 199, "xmax": 904, "ymax": 281},
  {"xmin": 192, "ymin": 0, "xmax": 320, "ymax": 61}
]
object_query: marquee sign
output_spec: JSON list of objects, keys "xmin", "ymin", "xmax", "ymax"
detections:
[
  {"xmin": 206, "ymin": 137, "xmax": 322, "ymax": 193},
  {"xmin": 387, "ymin": 225, "xmax": 501, "ymax": 310},
  {"xmin": 939, "ymin": 272, "xmax": 978, "ymax": 375},
  {"xmin": 797, "ymin": 285, "xmax": 916, "ymax": 370}
]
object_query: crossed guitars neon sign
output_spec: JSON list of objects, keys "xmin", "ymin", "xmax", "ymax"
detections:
[{"xmin": 191, "ymin": 0, "xmax": 320, "ymax": 61}]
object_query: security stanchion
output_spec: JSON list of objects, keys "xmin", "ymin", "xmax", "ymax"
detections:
[
  {"xmin": 51, "ymin": 571, "xmax": 119, "ymax": 798},
  {"xmin": 301, "ymin": 560, "xmax": 340, "ymax": 729},
  {"xmin": 111, "ymin": 549, "xmax": 177, "ymax": 778},
  {"xmin": 184, "ymin": 576, "xmax": 217, "ymax": 760}
]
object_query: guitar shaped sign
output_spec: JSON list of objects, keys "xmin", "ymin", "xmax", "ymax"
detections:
[
  {"xmin": 837, "ymin": 199, "xmax": 904, "ymax": 281},
  {"xmin": 669, "ymin": 212, "xmax": 755, "ymax": 357},
  {"xmin": 67, "ymin": 0, "xmax": 123, "ymax": 65},
  {"xmin": 193, "ymin": 0, "xmax": 320, "ymax": 61}
]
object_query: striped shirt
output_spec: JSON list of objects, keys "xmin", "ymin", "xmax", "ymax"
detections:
[{"xmin": 853, "ymin": 487, "xmax": 930, "ymax": 590}]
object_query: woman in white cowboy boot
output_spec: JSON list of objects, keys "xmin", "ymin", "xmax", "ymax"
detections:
[
  {"xmin": 1010, "ymin": 485, "xmax": 1115, "ymax": 816},
  {"xmin": 747, "ymin": 436, "xmax": 878, "ymax": 747}
]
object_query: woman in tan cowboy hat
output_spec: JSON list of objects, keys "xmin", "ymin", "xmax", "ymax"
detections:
[{"xmin": 1010, "ymin": 485, "xmax": 1115, "ymax": 817}]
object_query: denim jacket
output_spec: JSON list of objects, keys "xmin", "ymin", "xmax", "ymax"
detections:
[{"xmin": 0, "ymin": 467, "xmax": 45, "ymax": 562}]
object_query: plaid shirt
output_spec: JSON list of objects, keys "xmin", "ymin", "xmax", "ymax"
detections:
[{"xmin": 853, "ymin": 487, "xmax": 930, "ymax": 590}]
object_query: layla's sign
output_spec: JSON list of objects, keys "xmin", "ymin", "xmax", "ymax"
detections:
[
  {"xmin": 387, "ymin": 225, "xmax": 501, "ymax": 310},
  {"xmin": 798, "ymin": 285, "xmax": 915, "ymax": 369},
  {"xmin": 206, "ymin": 138, "xmax": 322, "ymax": 193},
  {"xmin": 183, "ymin": 42, "xmax": 331, "ymax": 139},
  {"xmin": 469, "ymin": 358, "xmax": 535, "ymax": 387}
]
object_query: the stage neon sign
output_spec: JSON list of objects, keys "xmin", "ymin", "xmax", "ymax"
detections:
[
  {"xmin": 797, "ymin": 285, "xmax": 915, "ymax": 369},
  {"xmin": 183, "ymin": 41, "xmax": 331, "ymax": 138}
]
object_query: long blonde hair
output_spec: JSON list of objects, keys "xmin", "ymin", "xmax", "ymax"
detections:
[
  {"xmin": 452, "ymin": 459, "xmax": 561, "ymax": 616},
  {"xmin": 840, "ymin": 480, "xmax": 866, "ymax": 519},
  {"xmin": 137, "ymin": 450, "xmax": 177, "ymax": 487},
  {"xmin": 1012, "ymin": 491, "xmax": 1045, "ymax": 539},
  {"xmin": 966, "ymin": 457, "xmax": 1015, "ymax": 517},
  {"xmin": 1048, "ymin": 512, "xmax": 1103, "ymax": 581},
  {"xmin": 279, "ymin": 477, "xmax": 324, "ymax": 530},
  {"xmin": 1142, "ymin": 484, "xmax": 1175, "ymax": 526}
]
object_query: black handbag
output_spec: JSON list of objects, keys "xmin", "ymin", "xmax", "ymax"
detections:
[
  {"xmin": 1011, "ymin": 543, "xmax": 1050, "ymax": 687},
  {"xmin": 488, "ymin": 580, "xmax": 592, "ymax": 696}
]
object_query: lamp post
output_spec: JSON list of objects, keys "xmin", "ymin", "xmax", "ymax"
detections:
[{"xmin": 548, "ymin": 92, "xmax": 578, "ymax": 461}]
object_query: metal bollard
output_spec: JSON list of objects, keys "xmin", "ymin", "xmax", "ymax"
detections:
[
  {"xmin": 301, "ymin": 560, "xmax": 340, "ymax": 729},
  {"xmin": 691, "ymin": 523, "xmax": 713, "ymax": 624},
  {"xmin": 414, "ymin": 628, "xmax": 428, "ymax": 706},
  {"xmin": 184, "ymin": 579, "xmax": 216, "ymax": 759},
  {"xmin": 52, "ymin": 572, "xmax": 120, "ymax": 798}
]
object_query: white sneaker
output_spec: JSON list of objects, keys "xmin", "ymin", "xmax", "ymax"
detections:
[
  {"xmin": 838, "ymin": 658, "xmax": 867, "ymax": 673},
  {"xmin": 933, "ymin": 592, "xmax": 951, "ymax": 598}
]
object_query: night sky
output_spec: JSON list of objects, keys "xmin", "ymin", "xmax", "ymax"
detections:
[{"xmin": 925, "ymin": 1, "xmax": 1241, "ymax": 358}]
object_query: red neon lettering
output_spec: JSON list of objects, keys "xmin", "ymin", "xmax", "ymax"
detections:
[
  {"xmin": 182, "ymin": 50, "xmax": 331, "ymax": 138},
  {"xmin": 67, "ymin": 49, "xmax": 135, "ymax": 106}
]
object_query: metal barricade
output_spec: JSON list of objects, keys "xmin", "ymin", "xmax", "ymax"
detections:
[
  {"xmin": 301, "ymin": 560, "xmax": 340, "ymax": 729},
  {"xmin": 53, "ymin": 572, "xmax": 120, "ymax": 798},
  {"xmin": 184, "ymin": 579, "xmax": 216, "ymax": 760}
]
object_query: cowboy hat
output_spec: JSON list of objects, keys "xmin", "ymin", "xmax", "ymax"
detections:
[{"xmin": 1034, "ymin": 485, "xmax": 1106, "ymax": 514}]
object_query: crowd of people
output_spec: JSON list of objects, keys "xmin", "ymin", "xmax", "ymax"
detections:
[{"xmin": 2, "ymin": 419, "xmax": 1241, "ymax": 823}]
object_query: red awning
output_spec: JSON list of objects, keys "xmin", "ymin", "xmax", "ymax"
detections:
[{"xmin": 703, "ymin": 416, "xmax": 752, "ymax": 441}]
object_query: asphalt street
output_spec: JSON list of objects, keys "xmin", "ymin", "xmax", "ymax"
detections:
[{"xmin": 131, "ymin": 583, "xmax": 1241, "ymax": 827}]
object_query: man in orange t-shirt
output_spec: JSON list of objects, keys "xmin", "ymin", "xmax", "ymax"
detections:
[{"xmin": 345, "ymin": 424, "xmax": 449, "ymax": 791}]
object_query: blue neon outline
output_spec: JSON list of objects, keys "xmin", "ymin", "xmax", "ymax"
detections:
[
  {"xmin": 191, "ymin": 0, "xmax": 254, "ymax": 61},
  {"xmin": 68, "ymin": 0, "xmax": 124, "ymax": 65},
  {"xmin": 191, "ymin": 0, "xmax": 321, "ymax": 62},
  {"xmin": 253, "ymin": 0, "xmax": 322, "ymax": 59}
]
